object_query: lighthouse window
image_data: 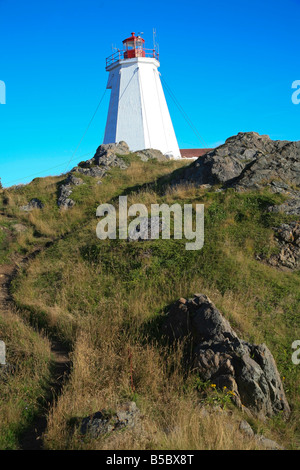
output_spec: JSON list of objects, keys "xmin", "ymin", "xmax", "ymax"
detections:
[
  {"xmin": 136, "ymin": 41, "xmax": 143, "ymax": 49},
  {"xmin": 127, "ymin": 41, "xmax": 134, "ymax": 50}
]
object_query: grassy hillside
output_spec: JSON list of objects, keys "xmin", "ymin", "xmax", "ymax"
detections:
[{"xmin": 0, "ymin": 155, "xmax": 299, "ymax": 450}]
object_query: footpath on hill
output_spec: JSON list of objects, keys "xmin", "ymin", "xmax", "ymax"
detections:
[{"xmin": 0, "ymin": 215, "xmax": 70, "ymax": 450}]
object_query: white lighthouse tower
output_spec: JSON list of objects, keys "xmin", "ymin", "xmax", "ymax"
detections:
[{"xmin": 103, "ymin": 32, "xmax": 181, "ymax": 159}]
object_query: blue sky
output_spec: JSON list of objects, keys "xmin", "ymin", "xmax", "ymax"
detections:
[{"xmin": 0, "ymin": 0, "xmax": 299, "ymax": 187}]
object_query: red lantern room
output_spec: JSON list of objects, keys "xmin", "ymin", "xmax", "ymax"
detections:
[{"xmin": 123, "ymin": 32, "xmax": 145, "ymax": 59}]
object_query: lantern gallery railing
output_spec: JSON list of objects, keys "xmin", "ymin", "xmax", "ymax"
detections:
[{"xmin": 106, "ymin": 49, "xmax": 159, "ymax": 67}]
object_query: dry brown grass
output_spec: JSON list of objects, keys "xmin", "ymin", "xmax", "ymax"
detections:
[
  {"xmin": 0, "ymin": 307, "xmax": 51, "ymax": 449},
  {"xmin": 1, "ymin": 156, "xmax": 298, "ymax": 450},
  {"xmin": 44, "ymin": 328, "xmax": 262, "ymax": 450}
]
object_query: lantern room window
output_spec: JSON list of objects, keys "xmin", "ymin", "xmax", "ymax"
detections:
[
  {"xmin": 122, "ymin": 32, "xmax": 146, "ymax": 59},
  {"xmin": 106, "ymin": 31, "xmax": 159, "ymax": 69}
]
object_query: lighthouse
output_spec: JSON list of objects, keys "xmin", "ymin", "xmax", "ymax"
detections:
[{"xmin": 103, "ymin": 32, "xmax": 181, "ymax": 159}]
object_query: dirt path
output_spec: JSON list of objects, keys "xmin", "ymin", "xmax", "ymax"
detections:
[{"xmin": 0, "ymin": 250, "xmax": 71, "ymax": 450}]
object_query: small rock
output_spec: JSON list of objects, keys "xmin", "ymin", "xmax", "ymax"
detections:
[
  {"xmin": 135, "ymin": 148, "xmax": 168, "ymax": 162},
  {"xmin": 12, "ymin": 223, "xmax": 27, "ymax": 233},
  {"xmin": 66, "ymin": 174, "xmax": 84, "ymax": 186},
  {"xmin": 79, "ymin": 402, "xmax": 140, "ymax": 439},
  {"xmin": 255, "ymin": 434, "xmax": 284, "ymax": 450},
  {"xmin": 239, "ymin": 420, "xmax": 254, "ymax": 438},
  {"xmin": 20, "ymin": 198, "xmax": 44, "ymax": 211}
]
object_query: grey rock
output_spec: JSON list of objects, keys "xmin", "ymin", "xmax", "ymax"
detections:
[
  {"xmin": 74, "ymin": 142, "xmax": 129, "ymax": 172},
  {"xmin": 255, "ymin": 434, "xmax": 284, "ymax": 450},
  {"xmin": 66, "ymin": 174, "xmax": 84, "ymax": 186},
  {"xmin": 171, "ymin": 132, "xmax": 300, "ymax": 214},
  {"xmin": 57, "ymin": 172, "xmax": 84, "ymax": 209},
  {"xmin": 79, "ymin": 402, "xmax": 140, "ymax": 439},
  {"xmin": 91, "ymin": 141, "xmax": 129, "ymax": 169},
  {"xmin": 268, "ymin": 221, "xmax": 300, "ymax": 270},
  {"xmin": 134, "ymin": 148, "xmax": 168, "ymax": 162},
  {"xmin": 20, "ymin": 198, "xmax": 44, "ymax": 211},
  {"xmin": 75, "ymin": 166, "xmax": 106, "ymax": 178},
  {"xmin": 57, "ymin": 182, "xmax": 76, "ymax": 209},
  {"xmin": 268, "ymin": 192, "xmax": 300, "ymax": 216},
  {"xmin": 239, "ymin": 420, "xmax": 254, "ymax": 438},
  {"xmin": 58, "ymin": 142, "xmax": 130, "ymax": 209},
  {"xmin": 163, "ymin": 294, "xmax": 290, "ymax": 419},
  {"xmin": 239, "ymin": 418, "xmax": 283, "ymax": 448}
]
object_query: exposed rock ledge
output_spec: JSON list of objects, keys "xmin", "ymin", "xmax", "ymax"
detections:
[
  {"xmin": 267, "ymin": 221, "xmax": 300, "ymax": 270},
  {"xmin": 162, "ymin": 293, "xmax": 290, "ymax": 420},
  {"xmin": 57, "ymin": 142, "xmax": 167, "ymax": 209},
  {"xmin": 172, "ymin": 131, "xmax": 300, "ymax": 215}
]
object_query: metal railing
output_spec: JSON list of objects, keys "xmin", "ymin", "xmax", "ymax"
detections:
[{"xmin": 106, "ymin": 49, "xmax": 159, "ymax": 68}]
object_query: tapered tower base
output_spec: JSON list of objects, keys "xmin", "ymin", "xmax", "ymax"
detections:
[{"xmin": 103, "ymin": 55, "xmax": 181, "ymax": 159}]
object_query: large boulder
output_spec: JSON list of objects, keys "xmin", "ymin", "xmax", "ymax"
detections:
[
  {"xmin": 174, "ymin": 132, "xmax": 300, "ymax": 188},
  {"xmin": 163, "ymin": 294, "xmax": 290, "ymax": 419}
]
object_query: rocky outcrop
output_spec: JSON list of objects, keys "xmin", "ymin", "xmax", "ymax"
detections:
[
  {"xmin": 20, "ymin": 198, "xmax": 44, "ymax": 211},
  {"xmin": 57, "ymin": 142, "xmax": 173, "ymax": 208},
  {"xmin": 57, "ymin": 174, "xmax": 84, "ymax": 209},
  {"xmin": 172, "ymin": 132, "xmax": 300, "ymax": 214},
  {"xmin": 268, "ymin": 222, "xmax": 300, "ymax": 270},
  {"xmin": 74, "ymin": 141, "xmax": 129, "ymax": 176},
  {"xmin": 58, "ymin": 142, "xmax": 130, "ymax": 209},
  {"xmin": 268, "ymin": 191, "xmax": 300, "ymax": 216},
  {"xmin": 163, "ymin": 294, "xmax": 290, "ymax": 419},
  {"xmin": 79, "ymin": 402, "xmax": 140, "ymax": 439}
]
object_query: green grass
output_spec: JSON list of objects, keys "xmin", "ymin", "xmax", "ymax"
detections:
[{"xmin": 0, "ymin": 154, "xmax": 299, "ymax": 449}]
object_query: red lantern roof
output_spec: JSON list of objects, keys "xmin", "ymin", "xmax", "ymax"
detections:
[
  {"xmin": 106, "ymin": 32, "xmax": 159, "ymax": 68},
  {"xmin": 122, "ymin": 32, "xmax": 145, "ymax": 44},
  {"xmin": 122, "ymin": 32, "xmax": 146, "ymax": 59}
]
